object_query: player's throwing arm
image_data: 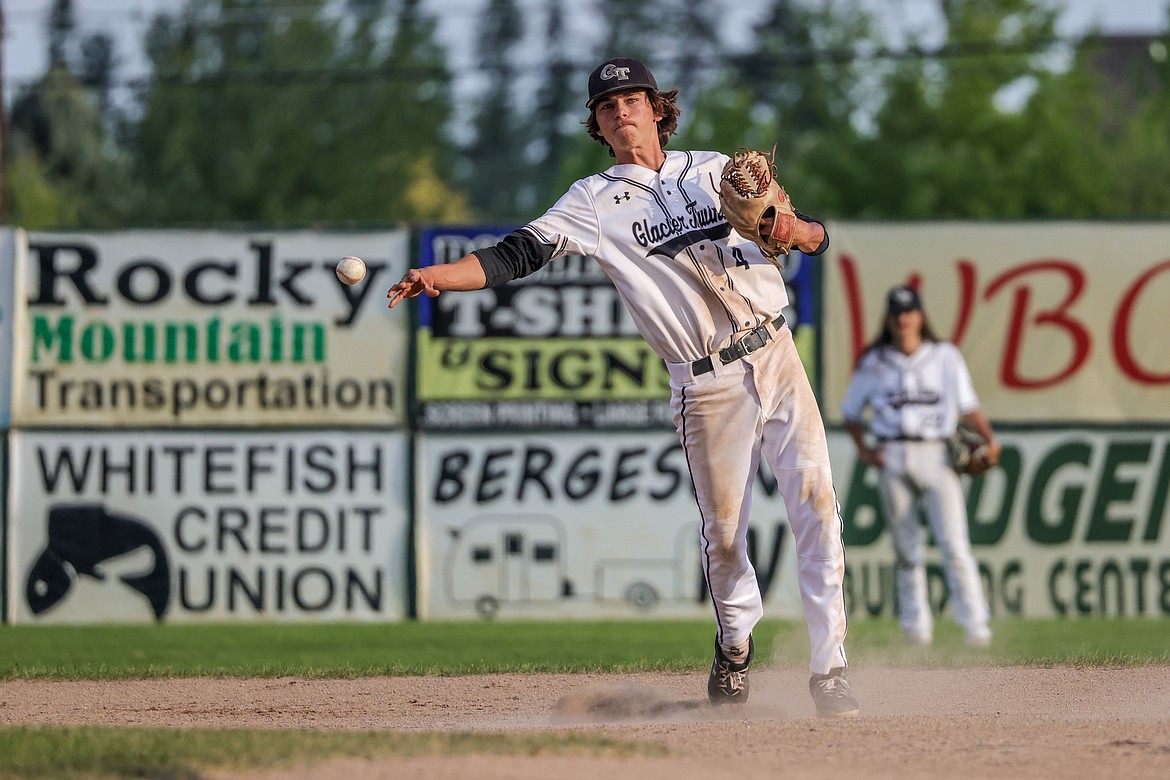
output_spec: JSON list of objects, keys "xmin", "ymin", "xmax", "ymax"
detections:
[{"xmin": 386, "ymin": 256, "xmax": 488, "ymax": 308}]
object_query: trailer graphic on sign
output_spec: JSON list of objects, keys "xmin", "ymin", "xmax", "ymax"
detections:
[
  {"xmin": 443, "ymin": 513, "xmax": 706, "ymax": 617},
  {"xmin": 420, "ymin": 432, "xmax": 805, "ymax": 621},
  {"xmin": 444, "ymin": 514, "xmax": 569, "ymax": 616}
]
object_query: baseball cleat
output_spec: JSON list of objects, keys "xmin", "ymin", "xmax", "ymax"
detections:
[
  {"xmin": 809, "ymin": 667, "xmax": 859, "ymax": 718},
  {"xmin": 707, "ymin": 634, "xmax": 754, "ymax": 705}
]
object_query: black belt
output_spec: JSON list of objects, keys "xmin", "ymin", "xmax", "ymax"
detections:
[
  {"xmin": 692, "ymin": 316, "xmax": 785, "ymax": 377},
  {"xmin": 878, "ymin": 435, "xmax": 938, "ymax": 442}
]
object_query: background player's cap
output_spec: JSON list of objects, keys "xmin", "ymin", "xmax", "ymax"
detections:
[
  {"xmin": 586, "ymin": 57, "xmax": 658, "ymax": 108},
  {"xmin": 886, "ymin": 285, "xmax": 924, "ymax": 314}
]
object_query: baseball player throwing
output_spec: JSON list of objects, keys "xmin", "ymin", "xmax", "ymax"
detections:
[
  {"xmin": 842, "ymin": 285, "xmax": 1001, "ymax": 647},
  {"xmin": 388, "ymin": 57, "xmax": 858, "ymax": 717}
]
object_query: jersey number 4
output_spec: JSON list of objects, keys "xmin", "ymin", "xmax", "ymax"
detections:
[{"xmin": 733, "ymin": 247, "xmax": 750, "ymax": 269}]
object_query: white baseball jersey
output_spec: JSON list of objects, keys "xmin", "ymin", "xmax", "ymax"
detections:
[
  {"xmin": 841, "ymin": 340, "xmax": 991, "ymax": 644},
  {"xmin": 476, "ymin": 150, "xmax": 795, "ymax": 363},
  {"xmin": 841, "ymin": 342, "xmax": 980, "ymax": 440},
  {"xmin": 473, "ymin": 148, "xmax": 849, "ymax": 677}
]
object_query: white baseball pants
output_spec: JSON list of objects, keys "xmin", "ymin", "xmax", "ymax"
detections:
[
  {"xmin": 878, "ymin": 440, "xmax": 991, "ymax": 642},
  {"xmin": 667, "ymin": 326, "xmax": 849, "ymax": 676}
]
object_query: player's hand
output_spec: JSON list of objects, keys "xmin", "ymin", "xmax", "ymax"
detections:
[
  {"xmin": 758, "ymin": 213, "xmax": 775, "ymax": 244},
  {"xmin": 858, "ymin": 445, "xmax": 885, "ymax": 469},
  {"xmin": 759, "ymin": 214, "xmax": 823, "ymax": 254},
  {"xmin": 387, "ymin": 268, "xmax": 439, "ymax": 308}
]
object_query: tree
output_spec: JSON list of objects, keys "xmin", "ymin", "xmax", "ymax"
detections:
[
  {"xmin": 132, "ymin": 0, "xmax": 468, "ymax": 226},
  {"xmin": 595, "ymin": 0, "xmax": 662, "ymax": 64},
  {"xmin": 529, "ymin": 0, "xmax": 577, "ymax": 212},
  {"xmin": 1008, "ymin": 51, "xmax": 1113, "ymax": 217},
  {"xmin": 548, "ymin": 0, "xmax": 678, "ymax": 194},
  {"xmin": 674, "ymin": 0, "xmax": 875, "ymax": 215},
  {"xmin": 791, "ymin": 0, "xmax": 1118, "ymax": 218},
  {"xmin": 461, "ymin": 0, "xmax": 530, "ymax": 221},
  {"xmin": 679, "ymin": 0, "xmax": 1170, "ymax": 220},
  {"xmin": 1085, "ymin": 24, "xmax": 1170, "ymax": 216},
  {"xmin": 4, "ymin": 0, "xmax": 141, "ymax": 228},
  {"xmin": 47, "ymin": 0, "xmax": 71, "ymax": 68},
  {"xmin": 77, "ymin": 32, "xmax": 118, "ymax": 119}
]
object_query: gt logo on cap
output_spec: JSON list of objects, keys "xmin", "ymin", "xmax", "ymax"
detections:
[
  {"xmin": 586, "ymin": 57, "xmax": 657, "ymax": 107},
  {"xmin": 600, "ymin": 63, "xmax": 632, "ymax": 81}
]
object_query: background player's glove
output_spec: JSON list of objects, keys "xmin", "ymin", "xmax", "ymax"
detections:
[
  {"xmin": 718, "ymin": 147, "xmax": 798, "ymax": 260},
  {"xmin": 946, "ymin": 421, "xmax": 993, "ymax": 476}
]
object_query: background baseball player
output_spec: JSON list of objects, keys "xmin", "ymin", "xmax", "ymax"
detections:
[
  {"xmin": 842, "ymin": 285, "xmax": 1001, "ymax": 647},
  {"xmin": 387, "ymin": 56, "xmax": 858, "ymax": 717}
]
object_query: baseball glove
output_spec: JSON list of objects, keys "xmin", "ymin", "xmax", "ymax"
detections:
[
  {"xmin": 718, "ymin": 147, "xmax": 798, "ymax": 260},
  {"xmin": 946, "ymin": 421, "xmax": 993, "ymax": 476}
]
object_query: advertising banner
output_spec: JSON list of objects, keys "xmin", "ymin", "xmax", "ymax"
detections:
[
  {"xmin": 822, "ymin": 222, "xmax": 1170, "ymax": 423},
  {"xmin": 414, "ymin": 431, "xmax": 803, "ymax": 619},
  {"xmin": 7, "ymin": 430, "xmax": 409, "ymax": 624},
  {"xmin": 415, "ymin": 428, "xmax": 1170, "ymax": 622},
  {"xmin": 11, "ymin": 231, "xmax": 410, "ymax": 427},
  {"xmin": 835, "ymin": 429, "xmax": 1170, "ymax": 620},
  {"xmin": 414, "ymin": 227, "xmax": 819, "ymax": 430}
]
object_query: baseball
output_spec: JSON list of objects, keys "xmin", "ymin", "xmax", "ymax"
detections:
[{"xmin": 336, "ymin": 256, "xmax": 366, "ymax": 285}]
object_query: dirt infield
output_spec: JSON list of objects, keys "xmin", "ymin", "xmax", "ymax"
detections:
[{"xmin": 3, "ymin": 666, "xmax": 1169, "ymax": 779}]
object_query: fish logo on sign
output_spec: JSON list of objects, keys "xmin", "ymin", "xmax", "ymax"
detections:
[{"xmin": 25, "ymin": 503, "xmax": 172, "ymax": 621}]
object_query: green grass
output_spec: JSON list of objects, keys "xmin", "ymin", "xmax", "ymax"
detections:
[
  {"xmin": 0, "ymin": 617, "xmax": 1167, "ymax": 680},
  {"xmin": 0, "ymin": 617, "xmax": 1166, "ymax": 778},
  {"xmin": 0, "ymin": 726, "xmax": 649, "ymax": 780},
  {"xmin": 0, "ymin": 619, "xmax": 717, "ymax": 679}
]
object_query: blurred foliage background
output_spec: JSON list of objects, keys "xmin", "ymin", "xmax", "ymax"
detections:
[{"xmin": 4, "ymin": 0, "xmax": 1169, "ymax": 229}]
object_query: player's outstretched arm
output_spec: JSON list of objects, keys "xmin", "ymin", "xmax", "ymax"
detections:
[{"xmin": 387, "ymin": 255, "xmax": 488, "ymax": 308}]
